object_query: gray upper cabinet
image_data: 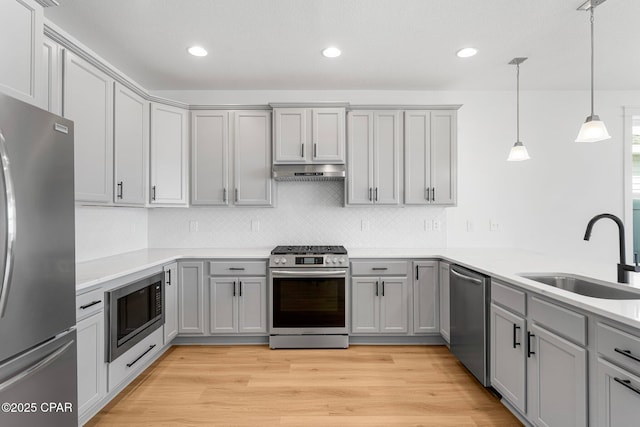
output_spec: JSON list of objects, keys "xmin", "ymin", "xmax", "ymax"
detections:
[
  {"xmin": 63, "ymin": 50, "xmax": 114, "ymax": 204},
  {"xmin": 150, "ymin": 103, "xmax": 188, "ymax": 205},
  {"xmin": 42, "ymin": 36, "xmax": 62, "ymax": 115},
  {"xmin": 347, "ymin": 111, "xmax": 401, "ymax": 205},
  {"xmin": 273, "ymin": 107, "xmax": 345, "ymax": 164},
  {"xmin": 404, "ymin": 110, "xmax": 457, "ymax": 205},
  {"xmin": 191, "ymin": 110, "xmax": 272, "ymax": 207},
  {"xmin": 0, "ymin": 0, "xmax": 44, "ymax": 108},
  {"xmin": 114, "ymin": 83, "xmax": 148, "ymax": 206}
]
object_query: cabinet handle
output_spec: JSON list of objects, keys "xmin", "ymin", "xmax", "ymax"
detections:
[
  {"xmin": 301, "ymin": 143, "xmax": 305, "ymax": 158},
  {"xmin": 615, "ymin": 348, "xmax": 640, "ymax": 363},
  {"xmin": 126, "ymin": 344, "xmax": 156, "ymax": 368},
  {"xmin": 527, "ymin": 332, "xmax": 535, "ymax": 357},
  {"xmin": 614, "ymin": 377, "xmax": 640, "ymax": 396},
  {"xmin": 381, "ymin": 281, "xmax": 385, "ymax": 296},
  {"xmin": 416, "ymin": 266, "xmax": 419, "ymax": 280},
  {"xmin": 372, "ymin": 267, "xmax": 388, "ymax": 271},
  {"xmin": 314, "ymin": 143, "xmax": 317, "ymax": 158},
  {"xmin": 233, "ymin": 281, "xmax": 236, "ymax": 297},
  {"xmin": 375, "ymin": 281, "xmax": 379, "ymax": 297},
  {"xmin": 223, "ymin": 188, "xmax": 227, "ymax": 203},
  {"xmin": 431, "ymin": 187, "xmax": 435, "ymax": 201},
  {"xmin": 229, "ymin": 267, "xmax": 245, "ymax": 271},
  {"xmin": 239, "ymin": 281, "xmax": 243, "ymax": 297},
  {"xmin": 513, "ymin": 324, "xmax": 521, "ymax": 348},
  {"xmin": 235, "ymin": 188, "xmax": 238, "ymax": 202},
  {"xmin": 117, "ymin": 181, "xmax": 123, "ymax": 199},
  {"xmin": 425, "ymin": 188, "xmax": 430, "ymax": 201},
  {"xmin": 375, "ymin": 188, "xmax": 378, "ymax": 202},
  {"xmin": 152, "ymin": 185, "xmax": 156, "ymax": 201},
  {"xmin": 79, "ymin": 300, "xmax": 101, "ymax": 310},
  {"xmin": 369, "ymin": 188, "xmax": 372, "ymax": 201},
  {"xmin": 166, "ymin": 269, "xmax": 171, "ymax": 286}
]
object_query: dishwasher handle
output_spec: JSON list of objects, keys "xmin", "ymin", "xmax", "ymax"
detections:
[{"xmin": 450, "ymin": 266, "xmax": 484, "ymax": 285}]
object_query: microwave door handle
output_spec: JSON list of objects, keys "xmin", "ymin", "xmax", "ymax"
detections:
[{"xmin": 0, "ymin": 129, "xmax": 16, "ymax": 318}]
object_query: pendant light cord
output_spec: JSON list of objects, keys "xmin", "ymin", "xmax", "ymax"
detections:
[
  {"xmin": 516, "ymin": 63, "xmax": 520, "ymax": 142},
  {"xmin": 590, "ymin": 7, "xmax": 595, "ymax": 117}
]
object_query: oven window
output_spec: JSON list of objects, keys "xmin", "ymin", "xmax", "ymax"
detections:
[
  {"xmin": 117, "ymin": 284, "xmax": 156, "ymax": 342},
  {"xmin": 272, "ymin": 277, "xmax": 345, "ymax": 328}
]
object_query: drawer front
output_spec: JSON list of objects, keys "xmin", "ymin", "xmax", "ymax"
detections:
[
  {"xmin": 597, "ymin": 322, "xmax": 640, "ymax": 376},
  {"xmin": 76, "ymin": 288, "xmax": 105, "ymax": 321},
  {"xmin": 491, "ymin": 280, "xmax": 526, "ymax": 316},
  {"xmin": 530, "ymin": 296, "xmax": 586, "ymax": 346},
  {"xmin": 209, "ymin": 261, "xmax": 267, "ymax": 276},
  {"xmin": 351, "ymin": 261, "xmax": 408, "ymax": 276},
  {"xmin": 108, "ymin": 327, "xmax": 163, "ymax": 392}
]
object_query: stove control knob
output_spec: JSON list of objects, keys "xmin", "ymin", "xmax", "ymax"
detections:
[
  {"xmin": 274, "ymin": 258, "xmax": 280, "ymax": 264},
  {"xmin": 333, "ymin": 257, "xmax": 338, "ymax": 263},
  {"xmin": 326, "ymin": 258, "xmax": 332, "ymax": 264},
  {"xmin": 281, "ymin": 258, "xmax": 286, "ymax": 264},
  {"xmin": 339, "ymin": 258, "xmax": 345, "ymax": 264}
]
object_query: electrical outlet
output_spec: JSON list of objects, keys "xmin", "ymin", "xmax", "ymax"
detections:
[
  {"xmin": 361, "ymin": 220, "xmax": 370, "ymax": 232},
  {"xmin": 466, "ymin": 221, "xmax": 474, "ymax": 232},
  {"xmin": 490, "ymin": 220, "xmax": 500, "ymax": 232},
  {"xmin": 189, "ymin": 221, "xmax": 199, "ymax": 232},
  {"xmin": 433, "ymin": 220, "xmax": 441, "ymax": 232},
  {"xmin": 251, "ymin": 220, "xmax": 260, "ymax": 232},
  {"xmin": 424, "ymin": 219, "xmax": 432, "ymax": 232}
]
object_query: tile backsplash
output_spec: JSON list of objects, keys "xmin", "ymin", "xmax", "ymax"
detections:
[{"xmin": 148, "ymin": 181, "xmax": 446, "ymax": 249}]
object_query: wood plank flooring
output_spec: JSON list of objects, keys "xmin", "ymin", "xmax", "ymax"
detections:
[{"xmin": 86, "ymin": 345, "xmax": 522, "ymax": 426}]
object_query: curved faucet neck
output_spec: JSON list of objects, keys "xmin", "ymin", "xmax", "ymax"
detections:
[{"xmin": 584, "ymin": 213, "xmax": 626, "ymax": 265}]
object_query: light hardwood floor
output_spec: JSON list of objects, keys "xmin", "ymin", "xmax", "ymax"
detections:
[{"xmin": 86, "ymin": 345, "xmax": 522, "ymax": 426}]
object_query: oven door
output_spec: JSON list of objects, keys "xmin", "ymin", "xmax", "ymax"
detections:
[{"xmin": 269, "ymin": 269, "xmax": 348, "ymax": 335}]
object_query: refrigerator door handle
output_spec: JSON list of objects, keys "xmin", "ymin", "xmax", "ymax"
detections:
[
  {"xmin": 0, "ymin": 339, "xmax": 74, "ymax": 393},
  {"xmin": 0, "ymin": 129, "xmax": 16, "ymax": 318}
]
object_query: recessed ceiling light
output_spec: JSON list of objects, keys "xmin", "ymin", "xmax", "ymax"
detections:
[
  {"xmin": 187, "ymin": 46, "xmax": 208, "ymax": 57},
  {"xmin": 322, "ymin": 47, "xmax": 342, "ymax": 58},
  {"xmin": 456, "ymin": 47, "xmax": 478, "ymax": 58}
]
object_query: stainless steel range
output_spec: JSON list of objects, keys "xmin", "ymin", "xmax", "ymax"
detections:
[{"xmin": 269, "ymin": 245, "xmax": 349, "ymax": 349}]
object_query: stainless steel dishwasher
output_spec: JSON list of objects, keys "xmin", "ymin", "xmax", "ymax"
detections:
[{"xmin": 450, "ymin": 264, "xmax": 490, "ymax": 386}]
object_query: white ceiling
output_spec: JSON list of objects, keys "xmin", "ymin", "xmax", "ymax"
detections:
[{"xmin": 44, "ymin": 0, "xmax": 640, "ymax": 91}]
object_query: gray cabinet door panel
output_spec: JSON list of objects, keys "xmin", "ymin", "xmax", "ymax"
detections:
[
  {"xmin": 209, "ymin": 277, "xmax": 237, "ymax": 334},
  {"xmin": 379, "ymin": 277, "xmax": 408, "ymax": 333},
  {"xmin": 312, "ymin": 108, "xmax": 345, "ymax": 163},
  {"xmin": 404, "ymin": 111, "xmax": 430, "ymax": 205},
  {"xmin": 598, "ymin": 358, "xmax": 640, "ymax": 427},
  {"xmin": 430, "ymin": 110, "xmax": 456, "ymax": 205},
  {"xmin": 238, "ymin": 277, "xmax": 267, "ymax": 334},
  {"xmin": 373, "ymin": 111, "xmax": 400, "ymax": 205},
  {"xmin": 273, "ymin": 108, "xmax": 307, "ymax": 163},
  {"xmin": 347, "ymin": 112, "xmax": 373, "ymax": 205},
  {"xmin": 234, "ymin": 111, "xmax": 272, "ymax": 206},
  {"xmin": 178, "ymin": 262, "xmax": 204, "ymax": 334},
  {"xmin": 351, "ymin": 277, "xmax": 380, "ymax": 333},
  {"xmin": 191, "ymin": 111, "xmax": 229, "ymax": 205},
  {"xmin": 413, "ymin": 261, "xmax": 439, "ymax": 334}
]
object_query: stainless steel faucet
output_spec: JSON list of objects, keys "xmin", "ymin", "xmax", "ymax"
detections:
[{"xmin": 583, "ymin": 213, "xmax": 640, "ymax": 283}]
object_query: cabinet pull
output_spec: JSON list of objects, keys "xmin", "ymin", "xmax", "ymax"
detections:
[
  {"xmin": 431, "ymin": 187, "xmax": 435, "ymax": 201},
  {"xmin": 233, "ymin": 281, "xmax": 236, "ymax": 297},
  {"xmin": 229, "ymin": 267, "xmax": 245, "ymax": 271},
  {"xmin": 314, "ymin": 143, "xmax": 317, "ymax": 158},
  {"xmin": 126, "ymin": 344, "xmax": 156, "ymax": 368},
  {"xmin": 375, "ymin": 187, "xmax": 378, "ymax": 202},
  {"xmin": 381, "ymin": 281, "xmax": 385, "ymax": 296},
  {"xmin": 117, "ymin": 181, "xmax": 123, "ymax": 199},
  {"xmin": 372, "ymin": 267, "xmax": 388, "ymax": 271},
  {"xmin": 235, "ymin": 188, "xmax": 238, "ymax": 202},
  {"xmin": 79, "ymin": 300, "xmax": 101, "ymax": 310},
  {"xmin": 369, "ymin": 188, "xmax": 372, "ymax": 201},
  {"xmin": 375, "ymin": 281, "xmax": 379, "ymax": 297},
  {"xmin": 614, "ymin": 377, "xmax": 640, "ymax": 396},
  {"xmin": 527, "ymin": 332, "xmax": 535, "ymax": 357},
  {"xmin": 513, "ymin": 324, "xmax": 521, "ymax": 348},
  {"xmin": 425, "ymin": 188, "xmax": 430, "ymax": 201},
  {"xmin": 301, "ymin": 143, "xmax": 305, "ymax": 158},
  {"xmin": 416, "ymin": 266, "xmax": 419, "ymax": 280},
  {"xmin": 166, "ymin": 269, "xmax": 172, "ymax": 286},
  {"xmin": 223, "ymin": 188, "xmax": 227, "ymax": 203},
  {"xmin": 614, "ymin": 348, "xmax": 640, "ymax": 363},
  {"xmin": 151, "ymin": 185, "xmax": 156, "ymax": 201},
  {"xmin": 239, "ymin": 281, "xmax": 243, "ymax": 297}
]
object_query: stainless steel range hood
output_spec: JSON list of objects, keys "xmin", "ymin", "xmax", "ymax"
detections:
[{"xmin": 272, "ymin": 164, "xmax": 346, "ymax": 181}]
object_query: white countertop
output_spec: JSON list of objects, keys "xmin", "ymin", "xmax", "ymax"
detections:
[{"xmin": 76, "ymin": 246, "xmax": 640, "ymax": 330}]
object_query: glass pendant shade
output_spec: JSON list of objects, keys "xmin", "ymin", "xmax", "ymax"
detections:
[
  {"xmin": 575, "ymin": 115, "xmax": 611, "ymax": 142},
  {"xmin": 507, "ymin": 141, "xmax": 531, "ymax": 162}
]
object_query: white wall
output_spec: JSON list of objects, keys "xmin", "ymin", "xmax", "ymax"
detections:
[{"xmin": 75, "ymin": 206, "xmax": 148, "ymax": 262}]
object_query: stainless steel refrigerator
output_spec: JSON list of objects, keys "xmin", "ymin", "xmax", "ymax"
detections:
[{"xmin": 0, "ymin": 93, "xmax": 77, "ymax": 426}]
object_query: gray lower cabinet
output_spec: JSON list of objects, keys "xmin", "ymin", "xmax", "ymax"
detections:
[
  {"xmin": 178, "ymin": 261, "xmax": 205, "ymax": 334},
  {"xmin": 597, "ymin": 358, "xmax": 640, "ymax": 426},
  {"xmin": 163, "ymin": 262, "xmax": 179, "ymax": 343},
  {"xmin": 413, "ymin": 261, "xmax": 439, "ymax": 334},
  {"xmin": 76, "ymin": 310, "xmax": 105, "ymax": 418},
  {"xmin": 209, "ymin": 276, "xmax": 267, "ymax": 334},
  {"xmin": 438, "ymin": 262, "xmax": 450, "ymax": 342},
  {"xmin": 351, "ymin": 276, "xmax": 408, "ymax": 334}
]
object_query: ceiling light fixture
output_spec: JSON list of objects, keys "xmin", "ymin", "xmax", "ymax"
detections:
[
  {"xmin": 456, "ymin": 47, "xmax": 478, "ymax": 58},
  {"xmin": 322, "ymin": 47, "xmax": 341, "ymax": 58},
  {"xmin": 187, "ymin": 46, "xmax": 208, "ymax": 57},
  {"xmin": 507, "ymin": 57, "xmax": 531, "ymax": 162},
  {"xmin": 575, "ymin": 0, "xmax": 610, "ymax": 142}
]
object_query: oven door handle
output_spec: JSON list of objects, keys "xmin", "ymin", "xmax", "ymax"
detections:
[{"xmin": 271, "ymin": 270, "xmax": 347, "ymax": 277}]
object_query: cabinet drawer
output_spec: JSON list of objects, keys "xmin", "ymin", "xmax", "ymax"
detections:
[
  {"xmin": 351, "ymin": 261, "xmax": 408, "ymax": 276},
  {"xmin": 491, "ymin": 280, "xmax": 525, "ymax": 316},
  {"xmin": 108, "ymin": 327, "xmax": 162, "ymax": 392},
  {"xmin": 530, "ymin": 296, "xmax": 586, "ymax": 346},
  {"xmin": 76, "ymin": 288, "xmax": 105, "ymax": 321},
  {"xmin": 597, "ymin": 322, "xmax": 640, "ymax": 376},
  {"xmin": 209, "ymin": 261, "xmax": 267, "ymax": 276}
]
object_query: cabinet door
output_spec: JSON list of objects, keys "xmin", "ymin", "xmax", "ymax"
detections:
[
  {"xmin": 379, "ymin": 277, "xmax": 408, "ymax": 333},
  {"xmin": 191, "ymin": 111, "xmax": 229, "ymax": 205},
  {"xmin": 234, "ymin": 111, "xmax": 272, "ymax": 206},
  {"xmin": 404, "ymin": 111, "xmax": 430, "ymax": 205},
  {"xmin": 114, "ymin": 83, "xmax": 148, "ymax": 205},
  {"xmin": 373, "ymin": 111, "xmax": 401, "ymax": 205},
  {"xmin": 413, "ymin": 261, "xmax": 439, "ymax": 334},
  {"xmin": 312, "ymin": 108, "xmax": 345, "ymax": 163},
  {"xmin": 490, "ymin": 304, "xmax": 526, "ymax": 413},
  {"xmin": 430, "ymin": 110, "xmax": 456, "ymax": 205},
  {"xmin": 77, "ymin": 311, "xmax": 106, "ymax": 417},
  {"xmin": 42, "ymin": 37, "xmax": 61, "ymax": 115},
  {"xmin": 598, "ymin": 358, "xmax": 640, "ymax": 427},
  {"xmin": 163, "ymin": 262, "xmax": 179, "ymax": 343},
  {"xmin": 238, "ymin": 277, "xmax": 267, "ymax": 334},
  {"xmin": 178, "ymin": 262, "xmax": 205, "ymax": 334},
  {"xmin": 439, "ymin": 262, "xmax": 450, "ymax": 342},
  {"xmin": 150, "ymin": 103, "xmax": 188, "ymax": 205},
  {"xmin": 64, "ymin": 50, "xmax": 114, "ymax": 203},
  {"xmin": 209, "ymin": 277, "xmax": 238, "ymax": 334},
  {"xmin": 351, "ymin": 277, "xmax": 380, "ymax": 333},
  {"xmin": 273, "ymin": 108, "xmax": 307, "ymax": 163},
  {"xmin": 347, "ymin": 111, "xmax": 373, "ymax": 205},
  {"xmin": 529, "ymin": 323, "xmax": 587, "ymax": 427},
  {"xmin": 0, "ymin": 0, "xmax": 43, "ymax": 107}
]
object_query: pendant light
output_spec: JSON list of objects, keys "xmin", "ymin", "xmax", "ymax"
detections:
[
  {"xmin": 575, "ymin": 0, "xmax": 611, "ymax": 142},
  {"xmin": 507, "ymin": 57, "xmax": 530, "ymax": 162}
]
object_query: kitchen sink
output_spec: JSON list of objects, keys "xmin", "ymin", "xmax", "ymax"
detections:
[{"xmin": 518, "ymin": 273, "xmax": 640, "ymax": 300}]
